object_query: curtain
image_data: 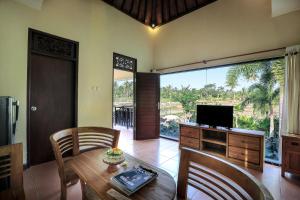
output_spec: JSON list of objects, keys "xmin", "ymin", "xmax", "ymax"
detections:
[{"xmin": 282, "ymin": 45, "xmax": 300, "ymax": 134}]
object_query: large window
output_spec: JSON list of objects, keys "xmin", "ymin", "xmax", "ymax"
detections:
[{"xmin": 160, "ymin": 59, "xmax": 284, "ymax": 162}]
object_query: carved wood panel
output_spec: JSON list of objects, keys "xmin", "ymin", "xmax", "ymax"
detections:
[
  {"xmin": 113, "ymin": 53, "xmax": 137, "ymax": 72},
  {"xmin": 31, "ymin": 31, "xmax": 77, "ymax": 60}
]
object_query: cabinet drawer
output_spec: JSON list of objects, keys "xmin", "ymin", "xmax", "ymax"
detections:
[
  {"xmin": 285, "ymin": 139, "xmax": 300, "ymax": 152},
  {"xmin": 181, "ymin": 126, "xmax": 200, "ymax": 139},
  {"xmin": 285, "ymin": 152, "xmax": 300, "ymax": 174},
  {"xmin": 180, "ymin": 137, "xmax": 199, "ymax": 149},
  {"xmin": 229, "ymin": 134, "xmax": 260, "ymax": 150},
  {"xmin": 229, "ymin": 146, "xmax": 260, "ymax": 164}
]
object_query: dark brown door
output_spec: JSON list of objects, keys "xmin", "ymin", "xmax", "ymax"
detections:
[
  {"xmin": 135, "ymin": 73, "xmax": 160, "ymax": 140},
  {"xmin": 27, "ymin": 29, "xmax": 78, "ymax": 166}
]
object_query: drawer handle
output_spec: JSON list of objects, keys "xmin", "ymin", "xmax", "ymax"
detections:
[
  {"xmin": 241, "ymin": 153, "xmax": 245, "ymax": 156},
  {"xmin": 291, "ymin": 142, "xmax": 299, "ymax": 146},
  {"xmin": 241, "ymin": 141, "xmax": 245, "ymax": 143}
]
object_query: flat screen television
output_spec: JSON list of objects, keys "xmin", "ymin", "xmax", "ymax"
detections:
[{"xmin": 196, "ymin": 105, "xmax": 233, "ymax": 129}]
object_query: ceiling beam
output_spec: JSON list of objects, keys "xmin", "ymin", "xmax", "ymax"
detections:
[
  {"xmin": 144, "ymin": 0, "xmax": 153, "ymax": 25},
  {"xmin": 102, "ymin": 0, "xmax": 217, "ymax": 28},
  {"xmin": 131, "ymin": 0, "xmax": 140, "ymax": 17}
]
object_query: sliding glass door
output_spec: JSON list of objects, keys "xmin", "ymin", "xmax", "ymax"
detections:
[{"xmin": 160, "ymin": 58, "xmax": 284, "ymax": 163}]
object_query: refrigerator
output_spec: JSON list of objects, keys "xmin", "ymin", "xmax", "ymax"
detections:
[
  {"xmin": 0, "ymin": 96, "xmax": 19, "ymax": 191},
  {"xmin": 0, "ymin": 96, "xmax": 19, "ymax": 146}
]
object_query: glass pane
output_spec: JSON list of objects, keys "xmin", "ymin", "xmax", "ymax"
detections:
[{"xmin": 160, "ymin": 59, "xmax": 284, "ymax": 163}]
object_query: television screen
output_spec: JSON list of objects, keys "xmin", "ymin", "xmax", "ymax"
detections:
[{"xmin": 196, "ymin": 105, "xmax": 233, "ymax": 128}]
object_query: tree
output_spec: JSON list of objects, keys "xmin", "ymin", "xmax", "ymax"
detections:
[
  {"xmin": 123, "ymin": 81, "xmax": 133, "ymax": 97},
  {"xmin": 172, "ymin": 86, "xmax": 199, "ymax": 121},
  {"xmin": 226, "ymin": 63, "xmax": 262, "ymax": 89},
  {"xmin": 226, "ymin": 60, "xmax": 283, "ymax": 137},
  {"xmin": 161, "ymin": 85, "xmax": 174, "ymax": 100},
  {"xmin": 113, "ymin": 80, "xmax": 133, "ymax": 103}
]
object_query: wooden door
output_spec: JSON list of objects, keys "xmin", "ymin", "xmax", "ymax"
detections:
[
  {"xmin": 27, "ymin": 29, "xmax": 78, "ymax": 166},
  {"xmin": 135, "ymin": 73, "xmax": 160, "ymax": 140}
]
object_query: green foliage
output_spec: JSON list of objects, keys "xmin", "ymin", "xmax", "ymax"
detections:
[
  {"xmin": 226, "ymin": 63, "xmax": 262, "ymax": 89},
  {"xmin": 235, "ymin": 115, "xmax": 279, "ymax": 137},
  {"xmin": 225, "ymin": 60, "xmax": 284, "ymax": 90},
  {"xmin": 226, "ymin": 60, "xmax": 283, "ymax": 136},
  {"xmin": 114, "ymin": 80, "xmax": 133, "ymax": 102},
  {"xmin": 171, "ymin": 86, "xmax": 199, "ymax": 119},
  {"xmin": 161, "ymin": 85, "xmax": 174, "ymax": 100},
  {"xmin": 271, "ymin": 59, "xmax": 285, "ymax": 87},
  {"xmin": 160, "ymin": 120, "xmax": 179, "ymax": 138}
]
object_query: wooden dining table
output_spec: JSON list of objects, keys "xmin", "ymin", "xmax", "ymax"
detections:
[{"xmin": 69, "ymin": 148, "xmax": 177, "ymax": 200}]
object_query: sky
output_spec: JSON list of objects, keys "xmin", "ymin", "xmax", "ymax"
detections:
[{"xmin": 160, "ymin": 66, "xmax": 254, "ymax": 91}]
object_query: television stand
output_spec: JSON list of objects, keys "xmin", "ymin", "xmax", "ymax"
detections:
[
  {"xmin": 179, "ymin": 123, "xmax": 264, "ymax": 171},
  {"xmin": 201, "ymin": 128, "xmax": 227, "ymax": 158}
]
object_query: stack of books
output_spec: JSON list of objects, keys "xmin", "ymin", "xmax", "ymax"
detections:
[{"xmin": 111, "ymin": 165, "xmax": 158, "ymax": 196}]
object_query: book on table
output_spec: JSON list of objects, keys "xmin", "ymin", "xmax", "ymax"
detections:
[{"xmin": 111, "ymin": 165, "xmax": 158, "ymax": 196}]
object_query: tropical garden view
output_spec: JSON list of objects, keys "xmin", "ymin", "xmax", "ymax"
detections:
[{"xmin": 113, "ymin": 58, "xmax": 285, "ymax": 163}]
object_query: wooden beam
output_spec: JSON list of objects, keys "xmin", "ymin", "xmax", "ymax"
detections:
[
  {"xmin": 162, "ymin": 0, "xmax": 170, "ymax": 23},
  {"xmin": 131, "ymin": 0, "xmax": 140, "ymax": 17},
  {"xmin": 156, "ymin": 0, "xmax": 163, "ymax": 25},
  {"xmin": 185, "ymin": 0, "xmax": 197, "ymax": 10},
  {"xmin": 145, "ymin": 0, "xmax": 153, "ymax": 25},
  {"xmin": 113, "ymin": 0, "xmax": 124, "ymax": 9},
  {"xmin": 176, "ymin": 0, "xmax": 186, "ymax": 14},
  {"xmin": 169, "ymin": 0, "xmax": 177, "ymax": 18},
  {"xmin": 123, "ymin": 0, "xmax": 133, "ymax": 13},
  {"xmin": 102, "ymin": 0, "xmax": 217, "ymax": 28},
  {"xmin": 151, "ymin": 0, "xmax": 157, "ymax": 26},
  {"xmin": 137, "ymin": 0, "xmax": 146, "ymax": 22}
]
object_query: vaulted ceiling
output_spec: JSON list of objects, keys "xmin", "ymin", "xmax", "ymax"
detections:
[{"xmin": 102, "ymin": 0, "xmax": 217, "ymax": 28}]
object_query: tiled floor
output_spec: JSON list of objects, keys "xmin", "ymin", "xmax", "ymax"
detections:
[{"xmin": 23, "ymin": 126, "xmax": 300, "ymax": 200}]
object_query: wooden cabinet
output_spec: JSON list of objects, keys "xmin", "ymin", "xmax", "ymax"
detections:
[
  {"xmin": 180, "ymin": 126, "xmax": 200, "ymax": 139},
  {"xmin": 179, "ymin": 123, "xmax": 264, "ymax": 171},
  {"xmin": 180, "ymin": 137, "xmax": 200, "ymax": 149},
  {"xmin": 228, "ymin": 134, "xmax": 260, "ymax": 151},
  {"xmin": 228, "ymin": 146, "xmax": 260, "ymax": 164},
  {"xmin": 282, "ymin": 134, "xmax": 300, "ymax": 177},
  {"xmin": 228, "ymin": 132, "xmax": 264, "ymax": 171},
  {"xmin": 179, "ymin": 126, "xmax": 200, "ymax": 149}
]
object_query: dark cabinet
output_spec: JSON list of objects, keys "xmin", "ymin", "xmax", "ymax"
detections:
[{"xmin": 282, "ymin": 134, "xmax": 300, "ymax": 176}]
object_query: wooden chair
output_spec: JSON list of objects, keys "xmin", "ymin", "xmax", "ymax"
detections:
[
  {"xmin": 50, "ymin": 128, "xmax": 79, "ymax": 200},
  {"xmin": 177, "ymin": 147, "xmax": 273, "ymax": 200},
  {"xmin": 50, "ymin": 127, "xmax": 120, "ymax": 200},
  {"xmin": 75, "ymin": 127, "xmax": 120, "ymax": 200},
  {"xmin": 76, "ymin": 127, "xmax": 120, "ymax": 152},
  {"xmin": 0, "ymin": 143, "xmax": 25, "ymax": 200}
]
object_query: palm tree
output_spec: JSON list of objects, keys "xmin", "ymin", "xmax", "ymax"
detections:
[
  {"xmin": 226, "ymin": 60, "xmax": 284, "ymax": 137},
  {"xmin": 240, "ymin": 84, "xmax": 279, "ymax": 137}
]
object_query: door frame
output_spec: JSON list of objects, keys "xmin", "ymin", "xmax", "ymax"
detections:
[
  {"xmin": 26, "ymin": 28, "xmax": 79, "ymax": 167},
  {"xmin": 112, "ymin": 53, "xmax": 137, "ymax": 139}
]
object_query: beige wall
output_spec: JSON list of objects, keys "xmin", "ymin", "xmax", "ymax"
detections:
[
  {"xmin": 0, "ymin": 0, "xmax": 154, "ymax": 162},
  {"xmin": 154, "ymin": 0, "xmax": 300, "ymax": 72}
]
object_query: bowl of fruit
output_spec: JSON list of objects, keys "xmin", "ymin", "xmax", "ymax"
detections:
[{"xmin": 103, "ymin": 148, "xmax": 125, "ymax": 172}]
